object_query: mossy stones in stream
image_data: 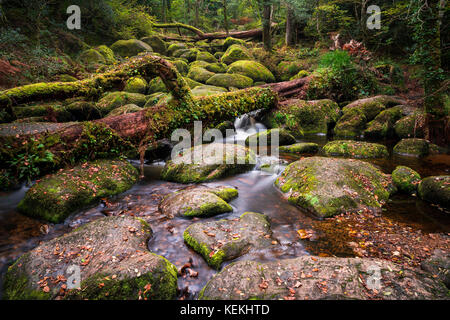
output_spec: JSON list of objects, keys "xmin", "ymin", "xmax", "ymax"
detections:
[
  {"xmin": 393, "ymin": 138, "xmax": 430, "ymax": 157},
  {"xmin": 17, "ymin": 159, "xmax": 139, "ymax": 223},
  {"xmin": 226, "ymin": 60, "xmax": 275, "ymax": 83},
  {"xmin": 110, "ymin": 39, "xmax": 153, "ymax": 58},
  {"xmin": 392, "ymin": 166, "xmax": 421, "ymax": 194},
  {"xmin": 184, "ymin": 212, "xmax": 273, "ymax": 269},
  {"xmin": 323, "ymin": 140, "xmax": 389, "ymax": 159},
  {"xmin": 334, "ymin": 108, "xmax": 367, "ymax": 138},
  {"xmin": 364, "ymin": 106, "xmax": 405, "ymax": 138},
  {"xmin": 394, "ymin": 112, "xmax": 426, "ymax": 139},
  {"xmin": 245, "ymin": 129, "xmax": 296, "ymax": 147},
  {"xmin": 159, "ymin": 185, "xmax": 238, "ymax": 218},
  {"xmin": 3, "ymin": 216, "xmax": 178, "ymax": 300},
  {"xmin": 277, "ymin": 143, "xmax": 319, "ymax": 155},
  {"xmin": 160, "ymin": 143, "xmax": 255, "ymax": 183},
  {"xmin": 198, "ymin": 256, "xmax": 448, "ymax": 300},
  {"xmin": 275, "ymin": 157, "xmax": 396, "ymax": 218},
  {"xmin": 96, "ymin": 92, "xmax": 147, "ymax": 115},
  {"xmin": 206, "ymin": 73, "xmax": 253, "ymax": 89},
  {"xmin": 418, "ymin": 176, "xmax": 450, "ymax": 209}
]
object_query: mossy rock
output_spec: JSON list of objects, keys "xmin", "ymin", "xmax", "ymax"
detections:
[
  {"xmin": 323, "ymin": 140, "xmax": 389, "ymax": 159},
  {"xmin": 94, "ymin": 45, "xmax": 116, "ymax": 64},
  {"xmin": 191, "ymin": 85, "xmax": 228, "ymax": 97},
  {"xmin": 214, "ymin": 52, "xmax": 225, "ymax": 60},
  {"xmin": 17, "ymin": 159, "xmax": 139, "ymax": 223},
  {"xmin": 161, "ymin": 143, "xmax": 255, "ymax": 183},
  {"xmin": 183, "ymin": 77, "xmax": 203, "ymax": 89},
  {"xmin": 394, "ymin": 112, "xmax": 426, "ymax": 139},
  {"xmin": 65, "ymin": 100, "xmax": 101, "ymax": 121},
  {"xmin": 196, "ymin": 51, "xmax": 217, "ymax": 63},
  {"xmin": 275, "ymin": 157, "xmax": 396, "ymax": 218},
  {"xmin": 180, "ymin": 48, "xmax": 199, "ymax": 62},
  {"xmin": 159, "ymin": 185, "xmax": 237, "ymax": 218},
  {"xmin": 246, "ymin": 128, "xmax": 296, "ymax": 147},
  {"xmin": 144, "ymin": 92, "xmax": 172, "ymax": 108},
  {"xmin": 418, "ymin": 176, "xmax": 450, "ymax": 209},
  {"xmin": 3, "ymin": 216, "xmax": 177, "ymax": 300},
  {"xmin": 172, "ymin": 60, "xmax": 189, "ymax": 76},
  {"xmin": 278, "ymin": 143, "xmax": 319, "ymax": 155},
  {"xmin": 189, "ymin": 60, "xmax": 211, "ymax": 70},
  {"xmin": 13, "ymin": 102, "xmax": 72, "ymax": 122},
  {"xmin": 206, "ymin": 73, "xmax": 253, "ymax": 89},
  {"xmin": 342, "ymin": 96, "xmax": 405, "ymax": 121},
  {"xmin": 277, "ymin": 60, "xmax": 305, "ymax": 81},
  {"xmin": 290, "ymin": 70, "xmax": 310, "ymax": 80},
  {"xmin": 147, "ymin": 77, "xmax": 168, "ymax": 94},
  {"xmin": 364, "ymin": 106, "xmax": 405, "ymax": 138},
  {"xmin": 221, "ymin": 45, "xmax": 252, "ymax": 65},
  {"xmin": 172, "ymin": 48, "xmax": 190, "ymax": 58},
  {"xmin": 110, "ymin": 39, "xmax": 153, "ymax": 58},
  {"xmin": 167, "ymin": 43, "xmax": 187, "ymax": 56},
  {"xmin": 56, "ymin": 74, "xmax": 78, "ymax": 82},
  {"xmin": 393, "ymin": 138, "xmax": 430, "ymax": 157},
  {"xmin": 392, "ymin": 166, "xmax": 421, "ymax": 194},
  {"xmin": 79, "ymin": 49, "xmax": 106, "ymax": 66},
  {"xmin": 227, "ymin": 60, "xmax": 275, "ymax": 83},
  {"xmin": 334, "ymin": 108, "xmax": 367, "ymax": 138},
  {"xmin": 267, "ymin": 99, "xmax": 340, "ymax": 136},
  {"xmin": 141, "ymin": 35, "xmax": 167, "ymax": 55},
  {"xmin": 223, "ymin": 37, "xmax": 247, "ymax": 50},
  {"xmin": 96, "ymin": 92, "xmax": 147, "ymax": 115},
  {"xmin": 106, "ymin": 104, "xmax": 143, "ymax": 117},
  {"xmin": 198, "ymin": 256, "xmax": 448, "ymax": 300},
  {"xmin": 124, "ymin": 77, "xmax": 148, "ymax": 94},
  {"xmin": 184, "ymin": 212, "xmax": 273, "ymax": 269},
  {"xmin": 187, "ymin": 66, "xmax": 215, "ymax": 83},
  {"xmin": 205, "ymin": 62, "xmax": 227, "ymax": 74}
]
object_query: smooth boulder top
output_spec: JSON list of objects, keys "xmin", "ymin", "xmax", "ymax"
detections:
[
  {"xmin": 278, "ymin": 143, "xmax": 319, "ymax": 155},
  {"xmin": 393, "ymin": 138, "xmax": 430, "ymax": 157},
  {"xmin": 110, "ymin": 39, "xmax": 153, "ymax": 58},
  {"xmin": 17, "ymin": 159, "xmax": 139, "ymax": 223},
  {"xmin": 199, "ymin": 256, "xmax": 448, "ymax": 300},
  {"xmin": 323, "ymin": 140, "xmax": 389, "ymax": 159},
  {"xmin": 275, "ymin": 157, "xmax": 396, "ymax": 218},
  {"xmin": 245, "ymin": 128, "xmax": 296, "ymax": 147},
  {"xmin": 160, "ymin": 143, "xmax": 256, "ymax": 183},
  {"xmin": 3, "ymin": 216, "xmax": 178, "ymax": 300},
  {"xmin": 159, "ymin": 185, "xmax": 238, "ymax": 218},
  {"xmin": 184, "ymin": 212, "xmax": 273, "ymax": 269},
  {"xmin": 392, "ymin": 166, "xmax": 421, "ymax": 194}
]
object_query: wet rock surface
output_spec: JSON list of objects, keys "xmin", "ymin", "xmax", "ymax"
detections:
[
  {"xmin": 418, "ymin": 176, "xmax": 450, "ymax": 209},
  {"xmin": 323, "ymin": 140, "xmax": 389, "ymax": 159}
]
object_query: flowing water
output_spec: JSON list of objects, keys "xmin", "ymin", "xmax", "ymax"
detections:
[{"xmin": 0, "ymin": 115, "xmax": 449, "ymax": 299}]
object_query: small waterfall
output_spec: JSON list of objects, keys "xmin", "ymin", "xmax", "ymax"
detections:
[{"xmin": 225, "ymin": 113, "xmax": 267, "ymax": 143}]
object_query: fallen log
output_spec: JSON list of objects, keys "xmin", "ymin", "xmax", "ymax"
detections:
[{"xmin": 260, "ymin": 77, "xmax": 311, "ymax": 100}]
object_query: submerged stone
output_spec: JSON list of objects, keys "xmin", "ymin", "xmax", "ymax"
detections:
[
  {"xmin": 198, "ymin": 256, "xmax": 448, "ymax": 300},
  {"xmin": 418, "ymin": 176, "xmax": 450, "ymax": 209},
  {"xmin": 392, "ymin": 166, "xmax": 421, "ymax": 194},
  {"xmin": 159, "ymin": 185, "xmax": 238, "ymax": 218},
  {"xmin": 323, "ymin": 140, "xmax": 389, "ymax": 159},
  {"xmin": 160, "ymin": 143, "xmax": 255, "ymax": 183},
  {"xmin": 184, "ymin": 212, "xmax": 273, "ymax": 269},
  {"xmin": 17, "ymin": 159, "xmax": 139, "ymax": 223},
  {"xmin": 3, "ymin": 216, "xmax": 177, "ymax": 300},
  {"xmin": 278, "ymin": 143, "xmax": 319, "ymax": 155},
  {"xmin": 275, "ymin": 157, "xmax": 396, "ymax": 218}
]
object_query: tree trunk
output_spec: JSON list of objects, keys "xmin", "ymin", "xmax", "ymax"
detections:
[
  {"xmin": 262, "ymin": 1, "xmax": 272, "ymax": 51},
  {"xmin": 285, "ymin": 4, "xmax": 295, "ymax": 46},
  {"xmin": 223, "ymin": 0, "xmax": 229, "ymax": 36}
]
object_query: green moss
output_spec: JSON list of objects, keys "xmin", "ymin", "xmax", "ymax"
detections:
[
  {"xmin": 95, "ymin": 45, "xmax": 116, "ymax": 64},
  {"xmin": 141, "ymin": 35, "xmax": 167, "ymax": 55},
  {"xmin": 364, "ymin": 106, "xmax": 404, "ymax": 138},
  {"xmin": 221, "ymin": 44, "xmax": 252, "ymax": 65},
  {"xmin": 278, "ymin": 143, "xmax": 319, "ymax": 154},
  {"xmin": 227, "ymin": 60, "xmax": 275, "ymax": 83},
  {"xmin": 187, "ymin": 66, "xmax": 215, "ymax": 83},
  {"xmin": 167, "ymin": 43, "xmax": 187, "ymax": 56},
  {"xmin": 106, "ymin": 104, "xmax": 143, "ymax": 117},
  {"xmin": 206, "ymin": 73, "xmax": 253, "ymax": 89},
  {"xmin": 124, "ymin": 77, "xmax": 148, "ymax": 94},
  {"xmin": 96, "ymin": 91, "xmax": 147, "ymax": 114},
  {"xmin": 277, "ymin": 61, "xmax": 305, "ymax": 81},
  {"xmin": 394, "ymin": 112, "xmax": 426, "ymax": 139},
  {"xmin": 110, "ymin": 39, "xmax": 152, "ymax": 58},
  {"xmin": 323, "ymin": 140, "xmax": 389, "ymax": 159},
  {"xmin": 172, "ymin": 60, "xmax": 189, "ymax": 76},
  {"xmin": 392, "ymin": 166, "xmax": 421, "ymax": 194},
  {"xmin": 211, "ymin": 187, "xmax": 239, "ymax": 202},
  {"xmin": 197, "ymin": 51, "xmax": 217, "ymax": 63},
  {"xmin": 334, "ymin": 108, "xmax": 367, "ymax": 137},
  {"xmin": 246, "ymin": 128, "xmax": 296, "ymax": 147},
  {"xmin": 205, "ymin": 62, "xmax": 227, "ymax": 73},
  {"xmin": 183, "ymin": 228, "xmax": 226, "ymax": 269},
  {"xmin": 79, "ymin": 49, "xmax": 106, "ymax": 66},
  {"xmin": 393, "ymin": 138, "xmax": 430, "ymax": 157},
  {"xmin": 223, "ymin": 37, "xmax": 247, "ymax": 50}
]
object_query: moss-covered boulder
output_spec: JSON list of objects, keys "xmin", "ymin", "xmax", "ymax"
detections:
[
  {"xmin": 13, "ymin": 101, "xmax": 72, "ymax": 122},
  {"xmin": 124, "ymin": 77, "xmax": 148, "ymax": 94},
  {"xmin": 199, "ymin": 256, "xmax": 448, "ymax": 300},
  {"xmin": 106, "ymin": 104, "xmax": 143, "ymax": 117},
  {"xmin": 278, "ymin": 143, "xmax": 319, "ymax": 155},
  {"xmin": 245, "ymin": 128, "xmax": 296, "ymax": 147},
  {"xmin": 96, "ymin": 92, "xmax": 147, "ymax": 115},
  {"xmin": 3, "ymin": 216, "xmax": 177, "ymax": 300},
  {"xmin": 141, "ymin": 35, "xmax": 167, "ymax": 55},
  {"xmin": 277, "ymin": 60, "xmax": 305, "ymax": 81},
  {"xmin": 221, "ymin": 45, "xmax": 252, "ymax": 65},
  {"xmin": 227, "ymin": 60, "xmax": 275, "ymax": 83},
  {"xmin": 110, "ymin": 39, "xmax": 152, "ymax": 58},
  {"xmin": 364, "ymin": 106, "xmax": 405, "ymax": 138},
  {"xmin": 183, "ymin": 77, "xmax": 203, "ymax": 89},
  {"xmin": 167, "ymin": 43, "xmax": 187, "ymax": 56},
  {"xmin": 160, "ymin": 143, "xmax": 255, "ymax": 183},
  {"xmin": 180, "ymin": 48, "xmax": 199, "ymax": 62},
  {"xmin": 206, "ymin": 73, "xmax": 253, "ymax": 89},
  {"xmin": 421, "ymin": 249, "xmax": 450, "ymax": 288},
  {"xmin": 392, "ymin": 166, "xmax": 421, "ymax": 194},
  {"xmin": 418, "ymin": 176, "xmax": 450, "ymax": 209},
  {"xmin": 147, "ymin": 77, "xmax": 168, "ymax": 94},
  {"xmin": 95, "ymin": 45, "xmax": 116, "ymax": 64},
  {"xmin": 191, "ymin": 85, "xmax": 228, "ymax": 97},
  {"xmin": 267, "ymin": 99, "xmax": 340, "ymax": 136},
  {"xmin": 393, "ymin": 138, "xmax": 430, "ymax": 157},
  {"xmin": 323, "ymin": 140, "xmax": 389, "ymax": 159},
  {"xmin": 172, "ymin": 59, "xmax": 189, "ymax": 76},
  {"xmin": 290, "ymin": 70, "xmax": 310, "ymax": 80},
  {"xmin": 196, "ymin": 51, "xmax": 217, "ymax": 63},
  {"xmin": 394, "ymin": 112, "xmax": 426, "ymax": 139},
  {"xmin": 275, "ymin": 157, "xmax": 396, "ymax": 218},
  {"xmin": 334, "ymin": 108, "xmax": 367, "ymax": 137},
  {"xmin": 342, "ymin": 96, "xmax": 405, "ymax": 121},
  {"xmin": 205, "ymin": 62, "xmax": 227, "ymax": 73},
  {"xmin": 17, "ymin": 160, "xmax": 139, "ymax": 223},
  {"xmin": 144, "ymin": 92, "xmax": 172, "ymax": 108},
  {"xmin": 184, "ymin": 212, "xmax": 273, "ymax": 269},
  {"xmin": 223, "ymin": 37, "xmax": 247, "ymax": 50},
  {"xmin": 187, "ymin": 66, "xmax": 215, "ymax": 83},
  {"xmin": 159, "ymin": 185, "xmax": 238, "ymax": 218},
  {"xmin": 79, "ymin": 49, "xmax": 106, "ymax": 67}
]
